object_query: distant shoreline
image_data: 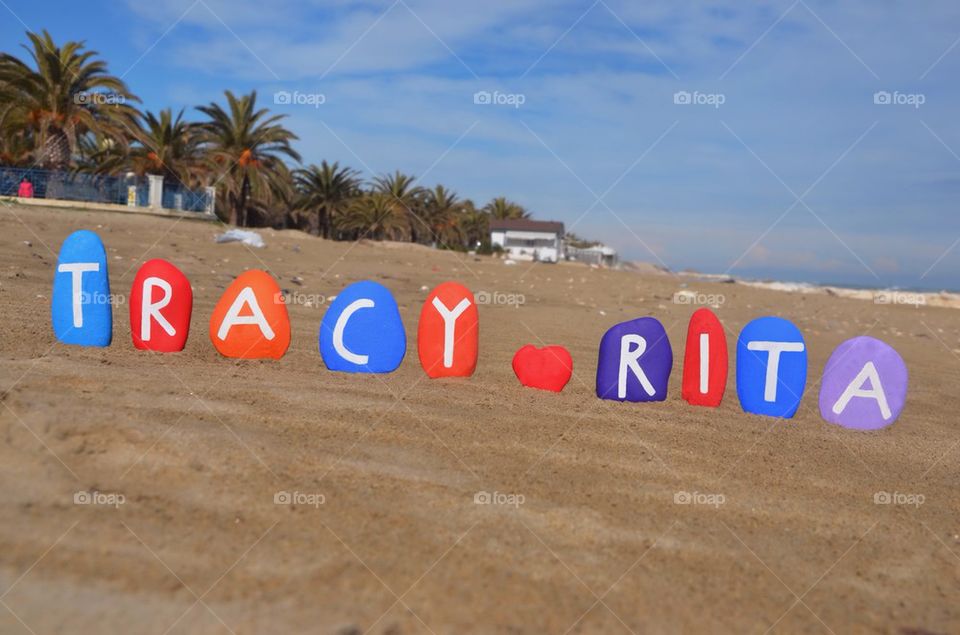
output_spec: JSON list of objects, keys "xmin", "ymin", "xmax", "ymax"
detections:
[{"xmin": 673, "ymin": 269, "xmax": 960, "ymax": 310}]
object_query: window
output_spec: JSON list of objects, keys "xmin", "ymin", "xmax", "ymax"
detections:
[{"xmin": 504, "ymin": 235, "xmax": 556, "ymax": 248}]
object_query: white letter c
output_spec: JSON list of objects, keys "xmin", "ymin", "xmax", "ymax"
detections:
[{"xmin": 334, "ymin": 299, "xmax": 375, "ymax": 365}]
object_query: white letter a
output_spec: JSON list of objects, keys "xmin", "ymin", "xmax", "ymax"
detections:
[
  {"xmin": 832, "ymin": 362, "xmax": 891, "ymax": 420},
  {"xmin": 217, "ymin": 287, "xmax": 275, "ymax": 341}
]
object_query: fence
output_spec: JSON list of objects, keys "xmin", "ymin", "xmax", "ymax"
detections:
[
  {"xmin": 161, "ymin": 182, "xmax": 212, "ymax": 213},
  {"xmin": 0, "ymin": 166, "xmax": 213, "ymax": 216}
]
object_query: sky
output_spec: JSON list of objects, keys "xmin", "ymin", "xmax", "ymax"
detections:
[{"xmin": 3, "ymin": 0, "xmax": 960, "ymax": 290}]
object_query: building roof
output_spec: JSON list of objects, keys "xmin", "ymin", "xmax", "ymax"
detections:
[{"xmin": 489, "ymin": 218, "xmax": 565, "ymax": 234}]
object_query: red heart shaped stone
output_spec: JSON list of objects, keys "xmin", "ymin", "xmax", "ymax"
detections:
[{"xmin": 512, "ymin": 344, "xmax": 573, "ymax": 393}]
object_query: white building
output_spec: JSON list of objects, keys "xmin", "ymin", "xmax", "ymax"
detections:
[
  {"xmin": 490, "ymin": 219, "xmax": 565, "ymax": 263},
  {"xmin": 566, "ymin": 244, "xmax": 618, "ymax": 267}
]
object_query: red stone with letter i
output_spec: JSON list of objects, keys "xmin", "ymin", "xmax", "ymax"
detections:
[{"xmin": 681, "ymin": 308, "xmax": 727, "ymax": 407}]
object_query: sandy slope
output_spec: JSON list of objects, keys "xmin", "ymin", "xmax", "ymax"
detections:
[{"xmin": 0, "ymin": 204, "xmax": 957, "ymax": 634}]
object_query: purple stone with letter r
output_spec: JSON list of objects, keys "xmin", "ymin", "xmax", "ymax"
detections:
[
  {"xmin": 596, "ymin": 317, "xmax": 673, "ymax": 402},
  {"xmin": 818, "ymin": 336, "xmax": 908, "ymax": 430}
]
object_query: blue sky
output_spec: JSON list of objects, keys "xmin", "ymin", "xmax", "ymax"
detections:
[{"xmin": 4, "ymin": 0, "xmax": 960, "ymax": 289}]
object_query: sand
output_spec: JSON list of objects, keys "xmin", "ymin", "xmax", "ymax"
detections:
[{"xmin": 0, "ymin": 203, "xmax": 957, "ymax": 634}]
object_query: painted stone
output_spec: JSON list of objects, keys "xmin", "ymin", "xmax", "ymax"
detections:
[
  {"xmin": 596, "ymin": 317, "xmax": 673, "ymax": 402},
  {"xmin": 51, "ymin": 229, "xmax": 112, "ymax": 346},
  {"xmin": 818, "ymin": 336, "xmax": 907, "ymax": 430},
  {"xmin": 129, "ymin": 259, "xmax": 192, "ymax": 352},
  {"xmin": 512, "ymin": 345, "xmax": 573, "ymax": 392},
  {"xmin": 736, "ymin": 316, "xmax": 807, "ymax": 418},
  {"xmin": 417, "ymin": 282, "xmax": 478, "ymax": 378},
  {"xmin": 209, "ymin": 270, "xmax": 290, "ymax": 359},
  {"xmin": 681, "ymin": 308, "xmax": 728, "ymax": 407},
  {"xmin": 319, "ymin": 280, "xmax": 406, "ymax": 373}
]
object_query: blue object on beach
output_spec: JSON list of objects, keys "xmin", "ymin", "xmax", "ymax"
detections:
[
  {"xmin": 736, "ymin": 316, "xmax": 806, "ymax": 418},
  {"xmin": 596, "ymin": 317, "xmax": 673, "ymax": 402},
  {"xmin": 319, "ymin": 280, "xmax": 406, "ymax": 373},
  {"xmin": 51, "ymin": 230, "xmax": 112, "ymax": 346}
]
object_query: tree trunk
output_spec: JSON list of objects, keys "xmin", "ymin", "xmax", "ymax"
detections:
[
  {"xmin": 237, "ymin": 174, "xmax": 250, "ymax": 227},
  {"xmin": 40, "ymin": 128, "xmax": 71, "ymax": 170},
  {"xmin": 228, "ymin": 190, "xmax": 239, "ymax": 226},
  {"xmin": 408, "ymin": 212, "xmax": 419, "ymax": 244},
  {"xmin": 317, "ymin": 207, "xmax": 326, "ymax": 238}
]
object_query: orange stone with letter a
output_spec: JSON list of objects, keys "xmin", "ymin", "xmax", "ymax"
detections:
[
  {"xmin": 209, "ymin": 269, "xmax": 290, "ymax": 359},
  {"xmin": 417, "ymin": 281, "xmax": 479, "ymax": 378}
]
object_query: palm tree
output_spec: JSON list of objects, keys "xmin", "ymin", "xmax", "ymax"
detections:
[
  {"xmin": 196, "ymin": 90, "xmax": 300, "ymax": 226},
  {"xmin": 458, "ymin": 200, "xmax": 490, "ymax": 250},
  {"xmin": 0, "ymin": 30, "xmax": 140, "ymax": 170},
  {"xmin": 483, "ymin": 196, "xmax": 529, "ymax": 220},
  {"xmin": 0, "ymin": 127, "xmax": 32, "ymax": 166},
  {"xmin": 74, "ymin": 133, "xmax": 123, "ymax": 174},
  {"xmin": 127, "ymin": 109, "xmax": 204, "ymax": 187},
  {"xmin": 337, "ymin": 193, "xmax": 408, "ymax": 241},
  {"xmin": 565, "ymin": 232, "xmax": 599, "ymax": 249},
  {"xmin": 423, "ymin": 184, "xmax": 464, "ymax": 248},
  {"xmin": 373, "ymin": 171, "xmax": 423, "ymax": 243},
  {"xmin": 293, "ymin": 161, "xmax": 361, "ymax": 238}
]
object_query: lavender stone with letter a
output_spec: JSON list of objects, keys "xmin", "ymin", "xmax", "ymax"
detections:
[
  {"xmin": 818, "ymin": 336, "xmax": 907, "ymax": 430},
  {"xmin": 596, "ymin": 317, "xmax": 673, "ymax": 402}
]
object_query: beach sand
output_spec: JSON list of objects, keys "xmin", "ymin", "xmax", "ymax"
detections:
[{"xmin": 0, "ymin": 204, "xmax": 957, "ymax": 634}]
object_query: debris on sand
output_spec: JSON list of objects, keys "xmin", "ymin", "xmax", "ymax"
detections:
[{"xmin": 215, "ymin": 229, "xmax": 265, "ymax": 248}]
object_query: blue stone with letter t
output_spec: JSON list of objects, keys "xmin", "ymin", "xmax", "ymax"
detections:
[
  {"xmin": 51, "ymin": 230, "xmax": 112, "ymax": 347},
  {"xmin": 319, "ymin": 280, "xmax": 406, "ymax": 373},
  {"xmin": 736, "ymin": 316, "xmax": 807, "ymax": 418}
]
